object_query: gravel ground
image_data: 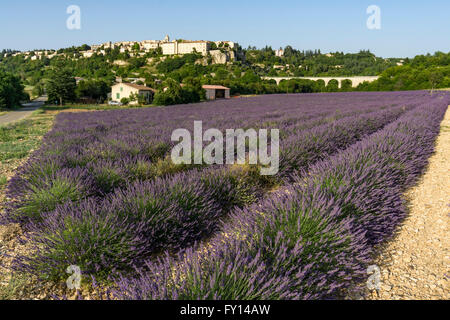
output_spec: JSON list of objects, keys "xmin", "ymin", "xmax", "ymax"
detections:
[{"xmin": 367, "ymin": 106, "xmax": 450, "ymax": 300}]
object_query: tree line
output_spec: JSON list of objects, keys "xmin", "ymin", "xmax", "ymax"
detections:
[
  {"xmin": 2, "ymin": 45, "xmax": 450, "ymax": 107},
  {"xmin": 356, "ymin": 52, "xmax": 450, "ymax": 91}
]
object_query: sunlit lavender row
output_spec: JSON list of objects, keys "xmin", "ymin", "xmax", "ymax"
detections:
[
  {"xmin": 111, "ymin": 92, "xmax": 450, "ymax": 299},
  {"xmin": 3, "ymin": 91, "xmax": 449, "ymax": 299}
]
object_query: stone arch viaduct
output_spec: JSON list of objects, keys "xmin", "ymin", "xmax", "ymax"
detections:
[{"xmin": 262, "ymin": 76, "xmax": 379, "ymax": 88}]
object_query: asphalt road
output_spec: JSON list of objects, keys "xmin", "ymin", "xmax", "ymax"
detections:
[{"xmin": 0, "ymin": 98, "xmax": 46, "ymax": 126}]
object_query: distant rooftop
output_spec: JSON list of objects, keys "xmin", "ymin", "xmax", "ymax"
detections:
[
  {"xmin": 202, "ymin": 85, "xmax": 230, "ymax": 90},
  {"xmin": 116, "ymin": 83, "xmax": 156, "ymax": 92}
]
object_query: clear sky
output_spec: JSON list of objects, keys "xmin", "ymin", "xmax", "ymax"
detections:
[{"xmin": 0, "ymin": 0, "xmax": 449, "ymax": 58}]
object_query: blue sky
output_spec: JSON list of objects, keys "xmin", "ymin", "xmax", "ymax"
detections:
[{"xmin": 0, "ymin": 0, "xmax": 449, "ymax": 58}]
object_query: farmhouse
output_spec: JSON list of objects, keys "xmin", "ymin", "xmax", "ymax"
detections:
[
  {"xmin": 203, "ymin": 85, "xmax": 231, "ymax": 100},
  {"xmin": 111, "ymin": 83, "xmax": 156, "ymax": 104}
]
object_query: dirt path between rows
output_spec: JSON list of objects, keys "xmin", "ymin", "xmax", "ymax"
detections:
[{"xmin": 368, "ymin": 106, "xmax": 450, "ymax": 300}]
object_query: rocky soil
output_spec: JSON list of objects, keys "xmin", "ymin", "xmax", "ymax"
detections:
[{"xmin": 367, "ymin": 106, "xmax": 450, "ymax": 300}]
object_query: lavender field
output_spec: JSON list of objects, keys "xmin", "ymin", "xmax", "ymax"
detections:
[{"xmin": 3, "ymin": 91, "xmax": 450, "ymax": 299}]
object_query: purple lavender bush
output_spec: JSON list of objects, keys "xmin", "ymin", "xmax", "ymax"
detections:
[
  {"xmin": 3, "ymin": 91, "xmax": 448, "ymax": 295},
  {"xmin": 13, "ymin": 199, "xmax": 151, "ymax": 281},
  {"xmin": 111, "ymin": 92, "xmax": 449, "ymax": 299}
]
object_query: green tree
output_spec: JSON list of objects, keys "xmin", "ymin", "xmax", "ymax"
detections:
[
  {"xmin": 120, "ymin": 97, "xmax": 130, "ymax": 105},
  {"xmin": 327, "ymin": 79, "xmax": 339, "ymax": 92},
  {"xmin": 213, "ymin": 68, "xmax": 228, "ymax": 81},
  {"xmin": 429, "ymin": 71, "xmax": 444, "ymax": 93},
  {"xmin": 32, "ymin": 81, "xmax": 45, "ymax": 98},
  {"xmin": 315, "ymin": 79, "xmax": 327, "ymax": 92},
  {"xmin": 182, "ymin": 77, "xmax": 206, "ymax": 102},
  {"xmin": 0, "ymin": 69, "xmax": 26, "ymax": 109},
  {"xmin": 279, "ymin": 79, "xmax": 296, "ymax": 93},
  {"xmin": 76, "ymin": 79, "xmax": 110, "ymax": 102},
  {"xmin": 153, "ymin": 79, "xmax": 184, "ymax": 106},
  {"xmin": 241, "ymin": 70, "xmax": 260, "ymax": 83},
  {"xmin": 341, "ymin": 79, "xmax": 353, "ymax": 91},
  {"xmin": 46, "ymin": 65, "xmax": 76, "ymax": 105},
  {"xmin": 129, "ymin": 92, "xmax": 148, "ymax": 105},
  {"xmin": 132, "ymin": 43, "xmax": 141, "ymax": 51}
]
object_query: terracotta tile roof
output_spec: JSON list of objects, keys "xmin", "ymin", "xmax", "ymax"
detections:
[
  {"xmin": 202, "ymin": 85, "xmax": 230, "ymax": 90},
  {"xmin": 119, "ymin": 83, "xmax": 157, "ymax": 92},
  {"xmin": 179, "ymin": 84, "xmax": 230, "ymax": 90}
]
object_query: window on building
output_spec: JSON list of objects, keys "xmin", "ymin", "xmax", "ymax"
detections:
[
  {"xmin": 116, "ymin": 93, "xmax": 120, "ymax": 99},
  {"xmin": 120, "ymin": 87, "xmax": 123, "ymax": 92}
]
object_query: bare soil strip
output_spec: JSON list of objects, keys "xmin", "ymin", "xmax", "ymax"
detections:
[{"xmin": 368, "ymin": 106, "xmax": 450, "ymax": 300}]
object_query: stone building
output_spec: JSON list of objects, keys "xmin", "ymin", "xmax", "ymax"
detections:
[
  {"xmin": 161, "ymin": 40, "xmax": 210, "ymax": 56},
  {"xmin": 275, "ymin": 49, "xmax": 284, "ymax": 57},
  {"xmin": 141, "ymin": 40, "xmax": 160, "ymax": 51},
  {"xmin": 111, "ymin": 83, "xmax": 156, "ymax": 105},
  {"xmin": 203, "ymin": 85, "xmax": 231, "ymax": 100},
  {"xmin": 90, "ymin": 36, "xmax": 236, "ymax": 58}
]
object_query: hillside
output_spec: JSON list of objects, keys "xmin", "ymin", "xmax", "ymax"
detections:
[
  {"xmin": 1, "ymin": 43, "xmax": 449, "ymax": 101},
  {"xmin": 360, "ymin": 51, "xmax": 450, "ymax": 91},
  {"xmin": 0, "ymin": 43, "xmax": 400, "ymax": 97}
]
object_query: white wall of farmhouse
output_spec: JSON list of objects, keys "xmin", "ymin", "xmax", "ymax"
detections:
[
  {"xmin": 111, "ymin": 84, "xmax": 153, "ymax": 104},
  {"xmin": 112, "ymin": 84, "xmax": 135, "ymax": 101}
]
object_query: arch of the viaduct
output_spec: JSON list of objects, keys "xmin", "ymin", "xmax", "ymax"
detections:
[{"xmin": 262, "ymin": 76, "xmax": 379, "ymax": 88}]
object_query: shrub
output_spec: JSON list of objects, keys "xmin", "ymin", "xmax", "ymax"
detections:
[
  {"xmin": 120, "ymin": 97, "xmax": 130, "ymax": 105},
  {"xmin": 91, "ymin": 162, "xmax": 127, "ymax": 194},
  {"xmin": 6, "ymin": 168, "xmax": 92, "ymax": 223},
  {"xmin": 14, "ymin": 200, "xmax": 150, "ymax": 281}
]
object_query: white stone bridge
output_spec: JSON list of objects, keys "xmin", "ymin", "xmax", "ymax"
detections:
[{"xmin": 262, "ymin": 76, "xmax": 379, "ymax": 88}]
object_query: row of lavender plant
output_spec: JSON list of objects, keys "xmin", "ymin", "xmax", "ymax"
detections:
[
  {"xmin": 109, "ymin": 92, "xmax": 449, "ymax": 299},
  {"xmin": 8, "ymin": 96, "xmax": 421, "ymax": 281},
  {"xmin": 4, "ymin": 92, "xmax": 419, "ymax": 226}
]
